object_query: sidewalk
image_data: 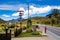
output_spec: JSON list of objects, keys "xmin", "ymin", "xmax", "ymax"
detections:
[{"xmin": 12, "ymin": 37, "xmax": 53, "ymax": 40}]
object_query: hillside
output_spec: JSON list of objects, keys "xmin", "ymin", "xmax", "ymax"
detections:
[{"xmin": 0, "ymin": 18, "xmax": 5, "ymax": 24}]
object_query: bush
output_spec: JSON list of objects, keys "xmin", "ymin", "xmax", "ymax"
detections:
[
  {"xmin": 9, "ymin": 24, "xmax": 15, "ymax": 28},
  {"xmin": 26, "ymin": 28, "xmax": 33, "ymax": 33},
  {"xmin": 32, "ymin": 32, "xmax": 40, "ymax": 35},
  {"xmin": 22, "ymin": 26, "xmax": 26, "ymax": 30},
  {"xmin": 56, "ymin": 24, "xmax": 60, "ymax": 27},
  {"xmin": 16, "ymin": 26, "xmax": 19, "ymax": 27}
]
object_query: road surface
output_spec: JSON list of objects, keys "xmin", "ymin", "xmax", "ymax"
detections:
[{"xmin": 38, "ymin": 24, "xmax": 60, "ymax": 40}]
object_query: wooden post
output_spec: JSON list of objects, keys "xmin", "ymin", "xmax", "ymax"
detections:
[
  {"xmin": 6, "ymin": 29, "xmax": 8, "ymax": 37},
  {"xmin": 10, "ymin": 30, "xmax": 11, "ymax": 40}
]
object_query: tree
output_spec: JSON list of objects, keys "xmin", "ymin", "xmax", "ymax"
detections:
[
  {"xmin": 46, "ymin": 9, "xmax": 59, "ymax": 26},
  {"xmin": 27, "ymin": 17, "xmax": 32, "ymax": 28}
]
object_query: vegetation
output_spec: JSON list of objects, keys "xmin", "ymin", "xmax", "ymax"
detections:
[
  {"xmin": 17, "ymin": 32, "xmax": 42, "ymax": 37},
  {"xmin": 0, "ymin": 18, "xmax": 6, "ymax": 32},
  {"xmin": 0, "ymin": 18, "xmax": 5, "ymax": 24},
  {"xmin": 46, "ymin": 9, "xmax": 60, "ymax": 27},
  {"xmin": 32, "ymin": 31, "xmax": 40, "ymax": 35},
  {"xmin": 0, "ymin": 9, "xmax": 60, "ymax": 33},
  {"xmin": 26, "ymin": 28, "xmax": 33, "ymax": 33},
  {"xmin": 22, "ymin": 9, "xmax": 60, "ymax": 27}
]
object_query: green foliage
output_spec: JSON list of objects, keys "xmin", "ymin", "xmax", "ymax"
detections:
[
  {"xmin": 18, "ymin": 32, "xmax": 43, "ymax": 37},
  {"xmin": 56, "ymin": 24, "xmax": 60, "ymax": 27},
  {"xmin": 27, "ymin": 19, "xmax": 32, "ymax": 28},
  {"xmin": 46, "ymin": 9, "xmax": 60, "ymax": 26},
  {"xmin": 22, "ymin": 27, "xmax": 26, "ymax": 30},
  {"xmin": 16, "ymin": 26, "xmax": 19, "ymax": 27},
  {"xmin": 9, "ymin": 24, "xmax": 15, "ymax": 28},
  {"xmin": 32, "ymin": 31, "xmax": 40, "ymax": 35},
  {"xmin": 26, "ymin": 28, "xmax": 33, "ymax": 33}
]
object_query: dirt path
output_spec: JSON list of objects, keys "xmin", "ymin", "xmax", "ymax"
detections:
[{"xmin": 12, "ymin": 37, "xmax": 53, "ymax": 40}]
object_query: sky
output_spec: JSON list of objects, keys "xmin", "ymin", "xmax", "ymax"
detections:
[{"xmin": 0, "ymin": 0, "xmax": 60, "ymax": 21}]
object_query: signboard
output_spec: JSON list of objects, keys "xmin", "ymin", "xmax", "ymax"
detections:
[{"xmin": 18, "ymin": 18, "xmax": 23, "ymax": 21}]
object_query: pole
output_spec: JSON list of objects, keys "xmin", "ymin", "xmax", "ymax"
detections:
[
  {"xmin": 28, "ymin": 3, "xmax": 29, "ymax": 19},
  {"xmin": 10, "ymin": 30, "xmax": 11, "ymax": 40},
  {"xmin": 19, "ymin": 13, "xmax": 22, "ymax": 28},
  {"xmin": 18, "ymin": 10, "xmax": 24, "ymax": 32},
  {"xmin": 6, "ymin": 28, "xmax": 8, "ymax": 39},
  {"xmin": 6, "ymin": 29, "xmax": 8, "ymax": 37}
]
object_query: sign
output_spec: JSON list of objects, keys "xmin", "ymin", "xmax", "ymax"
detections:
[{"xmin": 18, "ymin": 18, "xmax": 23, "ymax": 21}]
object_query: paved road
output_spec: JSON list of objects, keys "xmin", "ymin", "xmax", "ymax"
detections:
[
  {"xmin": 39, "ymin": 24, "xmax": 60, "ymax": 36},
  {"xmin": 47, "ymin": 27, "xmax": 60, "ymax": 36},
  {"xmin": 38, "ymin": 24, "xmax": 60, "ymax": 40}
]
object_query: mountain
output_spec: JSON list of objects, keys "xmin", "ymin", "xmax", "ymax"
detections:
[
  {"xmin": 0, "ymin": 18, "xmax": 5, "ymax": 23},
  {"xmin": 8, "ymin": 19, "xmax": 18, "ymax": 22},
  {"xmin": 8, "ymin": 18, "xmax": 25, "ymax": 22},
  {"xmin": 46, "ymin": 9, "xmax": 60, "ymax": 18}
]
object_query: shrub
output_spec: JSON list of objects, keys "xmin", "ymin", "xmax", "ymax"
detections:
[
  {"xmin": 56, "ymin": 24, "xmax": 60, "ymax": 27},
  {"xmin": 32, "ymin": 32, "xmax": 40, "ymax": 35},
  {"xmin": 10, "ymin": 24, "xmax": 15, "ymax": 28},
  {"xmin": 26, "ymin": 28, "xmax": 33, "ymax": 33},
  {"xmin": 22, "ymin": 27, "xmax": 26, "ymax": 30},
  {"xmin": 16, "ymin": 26, "xmax": 19, "ymax": 27}
]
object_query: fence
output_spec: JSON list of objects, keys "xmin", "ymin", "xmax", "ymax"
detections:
[
  {"xmin": 0, "ymin": 29, "xmax": 11, "ymax": 40},
  {"xmin": 14, "ymin": 28, "xmax": 22, "ymax": 37}
]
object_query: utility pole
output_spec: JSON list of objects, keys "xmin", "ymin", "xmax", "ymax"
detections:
[
  {"xmin": 27, "ymin": 4, "xmax": 32, "ymax": 28},
  {"xmin": 27, "ymin": 1, "xmax": 29, "ymax": 18}
]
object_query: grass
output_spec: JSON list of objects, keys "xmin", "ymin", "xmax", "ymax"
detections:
[{"xmin": 17, "ymin": 31, "xmax": 47, "ymax": 37}]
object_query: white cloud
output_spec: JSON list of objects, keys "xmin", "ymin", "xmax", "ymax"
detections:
[
  {"xmin": 12, "ymin": 12, "xmax": 19, "ymax": 16},
  {"xmin": 51, "ymin": 6, "xmax": 60, "ymax": 9},
  {"xmin": 12, "ymin": 5, "xmax": 60, "ymax": 19},
  {"xmin": 0, "ymin": 4, "xmax": 60, "ymax": 21},
  {"xmin": 2, "ymin": 14, "xmax": 10, "ymax": 17},
  {"xmin": 22, "ymin": 5, "xmax": 52, "ymax": 18},
  {"xmin": 12, "ymin": 7, "xmax": 25, "ymax": 16},
  {"xmin": 0, "ymin": 4, "xmax": 60, "ymax": 11},
  {"xmin": 1, "ymin": 18, "xmax": 12, "ymax": 21},
  {"xmin": 0, "ymin": 4, "xmax": 27, "ymax": 11},
  {"xmin": 30, "ymin": 5, "xmax": 51, "ymax": 14},
  {"xmin": 0, "ymin": 4, "xmax": 16, "ymax": 10},
  {"xmin": 19, "ymin": 7, "xmax": 25, "ymax": 11}
]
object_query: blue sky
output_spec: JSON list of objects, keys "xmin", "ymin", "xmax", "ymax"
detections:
[{"xmin": 0, "ymin": 0, "xmax": 60, "ymax": 21}]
